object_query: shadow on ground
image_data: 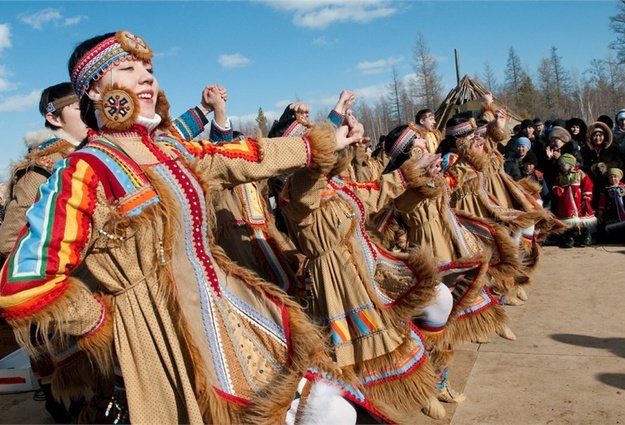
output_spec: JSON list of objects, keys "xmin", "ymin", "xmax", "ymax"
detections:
[
  {"xmin": 596, "ymin": 373, "xmax": 625, "ymax": 390},
  {"xmin": 550, "ymin": 334, "xmax": 625, "ymax": 359}
]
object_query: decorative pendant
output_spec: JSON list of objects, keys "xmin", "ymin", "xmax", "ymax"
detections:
[{"xmin": 95, "ymin": 84, "xmax": 139, "ymax": 131}]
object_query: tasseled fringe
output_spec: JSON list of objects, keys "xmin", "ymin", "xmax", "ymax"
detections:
[
  {"xmin": 359, "ymin": 335, "xmax": 436, "ymax": 423},
  {"xmin": 444, "ymin": 302, "xmax": 508, "ymax": 346},
  {"xmin": 305, "ymin": 122, "xmax": 339, "ymax": 175},
  {"xmin": 51, "ymin": 352, "xmax": 98, "ymax": 404},
  {"xmin": 420, "ymin": 329, "xmax": 448, "ymax": 353},
  {"xmin": 517, "ymin": 177, "xmax": 542, "ymax": 196},
  {"xmin": 8, "ymin": 280, "xmax": 112, "ymax": 370},
  {"xmin": 76, "ymin": 295, "xmax": 115, "ymax": 378}
]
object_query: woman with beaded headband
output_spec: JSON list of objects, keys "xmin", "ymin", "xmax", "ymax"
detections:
[
  {"xmin": 441, "ymin": 114, "xmax": 544, "ymax": 306},
  {"xmin": 374, "ymin": 123, "xmax": 517, "ymax": 415},
  {"xmin": 0, "ymin": 30, "xmax": 365, "ymax": 424},
  {"xmin": 475, "ymin": 109, "xmax": 564, "ymax": 302},
  {"xmin": 279, "ymin": 97, "xmax": 456, "ymax": 422}
]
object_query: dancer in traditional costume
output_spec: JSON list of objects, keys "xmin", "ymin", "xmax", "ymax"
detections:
[
  {"xmin": 377, "ymin": 123, "xmax": 516, "ymax": 413},
  {"xmin": 278, "ymin": 100, "xmax": 454, "ymax": 422},
  {"xmin": 0, "ymin": 31, "xmax": 367, "ymax": 424},
  {"xmin": 442, "ymin": 115, "xmax": 541, "ymax": 306}
]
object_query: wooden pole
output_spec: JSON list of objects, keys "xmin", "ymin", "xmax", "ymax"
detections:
[{"xmin": 454, "ymin": 49, "xmax": 460, "ymax": 85}]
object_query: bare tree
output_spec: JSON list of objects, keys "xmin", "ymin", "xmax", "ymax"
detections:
[
  {"xmin": 482, "ymin": 61, "xmax": 499, "ymax": 94},
  {"xmin": 610, "ymin": 0, "xmax": 625, "ymax": 63},
  {"xmin": 412, "ymin": 32, "xmax": 444, "ymax": 109},
  {"xmin": 386, "ymin": 67, "xmax": 403, "ymax": 125}
]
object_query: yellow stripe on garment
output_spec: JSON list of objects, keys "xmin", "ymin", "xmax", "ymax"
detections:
[
  {"xmin": 57, "ymin": 161, "xmax": 90, "ymax": 267},
  {"xmin": 0, "ymin": 275, "xmax": 66, "ymax": 308}
]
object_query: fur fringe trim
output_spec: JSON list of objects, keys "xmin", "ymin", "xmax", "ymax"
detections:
[
  {"xmin": 188, "ymin": 161, "xmax": 331, "ymax": 424},
  {"xmin": 373, "ymin": 247, "xmax": 440, "ymax": 324},
  {"xmin": 306, "ymin": 122, "xmax": 339, "ymax": 175},
  {"xmin": 51, "ymin": 351, "xmax": 98, "ymax": 404},
  {"xmin": 454, "ymin": 210, "xmax": 524, "ymax": 282},
  {"xmin": 517, "ymin": 176, "xmax": 542, "ymax": 196},
  {"xmin": 444, "ymin": 302, "xmax": 508, "ymax": 346},
  {"xmin": 486, "ymin": 121, "xmax": 510, "ymax": 144},
  {"xmin": 76, "ymin": 295, "xmax": 115, "ymax": 379},
  {"xmin": 360, "ymin": 333, "xmax": 436, "ymax": 422},
  {"xmin": 398, "ymin": 159, "xmax": 429, "ymax": 189},
  {"xmin": 428, "ymin": 347, "xmax": 454, "ymax": 376}
]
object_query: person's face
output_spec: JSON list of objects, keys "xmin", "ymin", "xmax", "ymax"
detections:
[
  {"xmin": 474, "ymin": 131, "xmax": 486, "ymax": 145},
  {"xmin": 58, "ymin": 102, "xmax": 88, "ymax": 140},
  {"xmin": 396, "ymin": 234, "xmax": 408, "ymax": 250},
  {"xmin": 570, "ymin": 124, "xmax": 580, "ymax": 135},
  {"xmin": 535, "ymin": 123, "xmax": 544, "ymax": 134},
  {"xmin": 618, "ymin": 118, "xmax": 625, "ymax": 130},
  {"xmin": 420, "ymin": 113, "xmax": 436, "ymax": 131},
  {"xmin": 522, "ymin": 162, "xmax": 535, "ymax": 174},
  {"xmin": 552, "ymin": 138, "xmax": 565, "ymax": 149},
  {"xmin": 469, "ymin": 133, "xmax": 484, "ymax": 151},
  {"xmin": 91, "ymin": 59, "xmax": 159, "ymax": 118},
  {"xmin": 609, "ymin": 174, "xmax": 620, "ymax": 186},
  {"xmin": 592, "ymin": 131, "xmax": 605, "ymax": 146},
  {"xmin": 560, "ymin": 163, "xmax": 572, "ymax": 173},
  {"xmin": 517, "ymin": 145, "xmax": 529, "ymax": 158},
  {"xmin": 522, "ymin": 126, "xmax": 534, "ymax": 138}
]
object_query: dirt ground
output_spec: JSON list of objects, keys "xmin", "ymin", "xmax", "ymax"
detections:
[{"xmin": 1, "ymin": 245, "xmax": 624, "ymax": 424}]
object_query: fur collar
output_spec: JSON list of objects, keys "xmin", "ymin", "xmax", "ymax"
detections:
[{"xmin": 23, "ymin": 128, "xmax": 81, "ymax": 149}]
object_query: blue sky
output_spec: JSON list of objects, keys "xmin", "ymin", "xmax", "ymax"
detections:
[{"xmin": 0, "ymin": 0, "xmax": 618, "ymax": 181}]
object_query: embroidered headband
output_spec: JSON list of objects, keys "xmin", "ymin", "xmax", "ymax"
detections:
[
  {"xmin": 475, "ymin": 123, "xmax": 488, "ymax": 136},
  {"xmin": 389, "ymin": 126, "xmax": 417, "ymax": 160},
  {"xmin": 445, "ymin": 120, "xmax": 475, "ymax": 138},
  {"xmin": 71, "ymin": 30, "xmax": 153, "ymax": 98},
  {"xmin": 45, "ymin": 94, "xmax": 78, "ymax": 114},
  {"xmin": 282, "ymin": 116, "xmax": 310, "ymax": 138}
]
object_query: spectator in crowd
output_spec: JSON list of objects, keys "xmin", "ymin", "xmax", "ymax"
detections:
[
  {"xmin": 596, "ymin": 167, "xmax": 625, "ymax": 242},
  {"xmin": 612, "ymin": 109, "xmax": 625, "ymax": 157},
  {"xmin": 521, "ymin": 150, "xmax": 550, "ymax": 208},
  {"xmin": 544, "ymin": 126, "xmax": 578, "ymax": 188},
  {"xmin": 504, "ymin": 137, "xmax": 531, "ymax": 181},
  {"xmin": 597, "ymin": 114, "xmax": 614, "ymax": 131},
  {"xmin": 581, "ymin": 121, "xmax": 623, "ymax": 207},
  {"xmin": 566, "ymin": 117, "xmax": 587, "ymax": 162},
  {"xmin": 552, "ymin": 154, "xmax": 596, "ymax": 248}
]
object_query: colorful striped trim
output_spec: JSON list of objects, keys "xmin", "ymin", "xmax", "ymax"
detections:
[
  {"xmin": 361, "ymin": 324, "xmax": 427, "ymax": 386},
  {"xmin": 171, "ymin": 107, "xmax": 208, "ymax": 140},
  {"xmin": 328, "ymin": 305, "xmax": 384, "ymax": 345}
]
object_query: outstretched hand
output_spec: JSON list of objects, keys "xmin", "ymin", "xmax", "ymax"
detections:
[
  {"xmin": 335, "ymin": 125, "xmax": 362, "ymax": 151},
  {"xmin": 335, "ymin": 90, "xmax": 355, "ymax": 115}
]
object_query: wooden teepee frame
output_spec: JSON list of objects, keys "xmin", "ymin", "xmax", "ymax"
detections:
[{"xmin": 434, "ymin": 75, "xmax": 522, "ymax": 131}]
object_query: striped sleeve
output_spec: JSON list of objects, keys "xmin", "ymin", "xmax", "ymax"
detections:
[
  {"xmin": 171, "ymin": 107, "xmax": 209, "ymax": 140},
  {"xmin": 0, "ymin": 156, "xmax": 99, "ymax": 320}
]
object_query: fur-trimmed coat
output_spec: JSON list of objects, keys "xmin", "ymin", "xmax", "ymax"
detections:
[{"xmin": 0, "ymin": 120, "xmax": 339, "ymax": 424}]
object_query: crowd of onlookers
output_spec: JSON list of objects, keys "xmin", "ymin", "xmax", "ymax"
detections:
[{"xmin": 501, "ymin": 112, "xmax": 625, "ymax": 247}]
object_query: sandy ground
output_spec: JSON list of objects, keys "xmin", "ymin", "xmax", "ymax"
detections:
[{"xmin": 1, "ymin": 245, "xmax": 624, "ymax": 424}]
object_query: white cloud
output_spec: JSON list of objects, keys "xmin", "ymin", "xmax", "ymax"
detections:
[
  {"xmin": 0, "ymin": 66, "xmax": 15, "ymax": 92},
  {"xmin": 0, "ymin": 24, "xmax": 11, "ymax": 54},
  {"xmin": 261, "ymin": 0, "xmax": 398, "ymax": 29},
  {"xmin": 20, "ymin": 8, "xmax": 86, "ymax": 30},
  {"xmin": 356, "ymin": 56, "xmax": 404, "ymax": 75},
  {"xmin": 0, "ymin": 90, "xmax": 40, "ymax": 112},
  {"xmin": 63, "ymin": 16, "xmax": 88, "ymax": 26},
  {"xmin": 154, "ymin": 47, "xmax": 181, "ymax": 59},
  {"xmin": 218, "ymin": 53, "xmax": 252, "ymax": 69}
]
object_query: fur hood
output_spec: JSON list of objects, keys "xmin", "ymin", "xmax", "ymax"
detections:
[
  {"xmin": 586, "ymin": 121, "xmax": 613, "ymax": 149},
  {"xmin": 23, "ymin": 128, "xmax": 80, "ymax": 149}
]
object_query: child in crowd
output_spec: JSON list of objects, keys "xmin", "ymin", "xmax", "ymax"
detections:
[
  {"xmin": 552, "ymin": 154, "xmax": 596, "ymax": 248},
  {"xmin": 596, "ymin": 168, "xmax": 625, "ymax": 241}
]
